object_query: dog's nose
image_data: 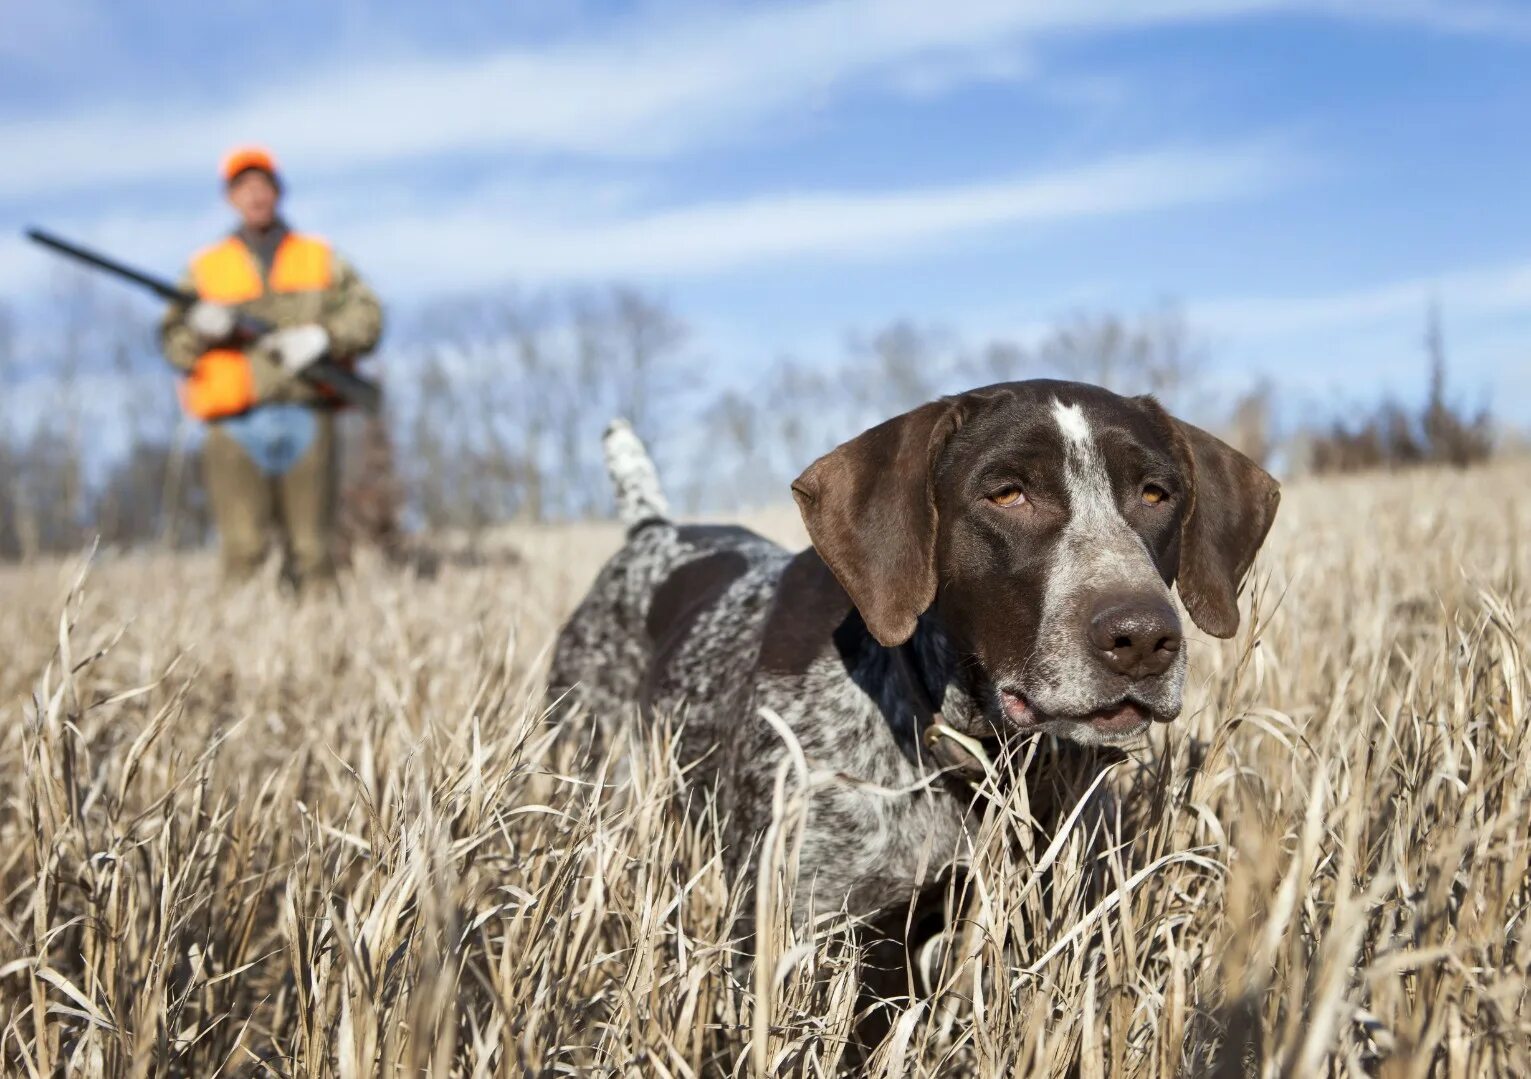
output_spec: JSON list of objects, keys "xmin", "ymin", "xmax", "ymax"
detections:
[{"xmin": 1088, "ymin": 596, "xmax": 1182, "ymax": 679}]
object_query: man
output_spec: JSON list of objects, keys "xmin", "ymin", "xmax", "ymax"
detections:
[{"xmin": 161, "ymin": 146, "xmax": 382, "ymax": 589}]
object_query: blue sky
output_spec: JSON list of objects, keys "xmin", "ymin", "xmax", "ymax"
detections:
[{"xmin": 3, "ymin": 0, "xmax": 1530, "ymax": 424}]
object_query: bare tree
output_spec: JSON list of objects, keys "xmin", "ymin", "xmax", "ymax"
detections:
[
  {"xmin": 696, "ymin": 390, "xmax": 764, "ymax": 512},
  {"xmin": 967, "ymin": 339, "xmax": 1029, "ymax": 385},
  {"xmin": 1032, "ymin": 303, "xmax": 1204, "ymax": 408},
  {"xmin": 1307, "ymin": 302, "xmax": 1493, "ymax": 474},
  {"xmin": 388, "ymin": 284, "xmax": 688, "ymax": 531},
  {"xmin": 1226, "ymin": 380, "xmax": 1276, "ymax": 468},
  {"xmin": 609, "ymin": 286, "xmax": 688, "ymax": 445},
  {"xmin": 0, "ymin": 301, "xmax": 36, "ymax": 561},
  {"xmin": 408, "ymin": 349, "xmax": 459, "ymax": 529},
  {"xmin": 1420, "ymin": 301, "xmax": 1492, "ymax": 468},
  {"xmin": 47, "ymin": 273, "xmax": 95, "ymax": 551}
]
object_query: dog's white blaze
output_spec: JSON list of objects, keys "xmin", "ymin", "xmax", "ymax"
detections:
[
  {"xmin": 1051, "ymin": 400, "xmax": 1117, "ymax": 530},
  {"xmin": 1021, "ymin": 397, "xmax": 1184, "ymax": 727},
  {"xmin": 1052, "ymin": 400, "xmax": 1092, "ymax": 448}
]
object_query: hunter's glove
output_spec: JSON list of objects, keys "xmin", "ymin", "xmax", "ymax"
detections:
[
  {"xmin": 186, "ymin": 301, "xmax": 237, "ymax": 342},
  {"xmin": 262, "ymin": 324, "xmax": 331, "ymax": 374}
]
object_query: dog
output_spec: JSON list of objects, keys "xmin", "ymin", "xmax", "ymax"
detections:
[{"xmin": 550, "ymin": 379, "xmax": 1279, "ymax": 931}]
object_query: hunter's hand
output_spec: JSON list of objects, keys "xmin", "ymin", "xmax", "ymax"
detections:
[
  {"xmin": 186, "ymin": 301, "xmax": 237, "ymax": 342},
  {"xmin": 263, "ymin": 324, "xmax": 331, "ymax": 374}
]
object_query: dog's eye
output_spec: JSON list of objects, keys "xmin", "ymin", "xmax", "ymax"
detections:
[
  {"xmin": 1141, "ymin": 484, "xmax": 1169, "ymax": 506},
  {"xmin": 988, "ymin": 486, "xmax": 1026, "ymax": 507}
]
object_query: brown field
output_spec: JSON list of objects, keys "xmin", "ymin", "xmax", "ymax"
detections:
[{"xmin": 1, "ymin": 462, "xmax": 1528, "ymax": 1076}]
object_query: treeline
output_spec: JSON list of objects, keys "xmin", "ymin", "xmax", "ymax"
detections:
[
  {"xmin": 0, "ymin": 288, "xmax": 212, "ymax": 560},
  {"xmin": 0, "ymin": 280, "xmax": 1499, "ymax": 561},
  {"xmin": 1304, "ymin": 305, "xmax": 1493, "ymax": 474}
]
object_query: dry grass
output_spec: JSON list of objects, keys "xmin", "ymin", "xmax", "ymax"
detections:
[{"xmin": 1, "ymin": 464, "xmax": 1528, "ymax": 1076}]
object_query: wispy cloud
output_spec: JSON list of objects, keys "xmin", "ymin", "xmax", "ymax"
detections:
[
  {"xmin": 1355, "ymin": 0, "xmax": 1531, "ymax": 38},
  {"xmin": 1195, "ymin": 259, "xmax": 1531, "ymax": 337},
  {"xmin": 0, "ymin": 142, "xmax": 1291, "ymax": 296},
  {"xmin": 1184, "ymin": 258, "xmax": 1531, "ymax": 411},
  {"xmin": 320, "ymin": 142, "xmax": 1294, "ymax": 288},
  {"xmin": 1, "ymin": 0, "xmax": 1522, "ymax": 203}
]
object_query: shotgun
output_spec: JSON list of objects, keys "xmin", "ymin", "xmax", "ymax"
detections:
[{"xmin": 25, "ymin": 227, "xmax": 382, "ymax": 414}]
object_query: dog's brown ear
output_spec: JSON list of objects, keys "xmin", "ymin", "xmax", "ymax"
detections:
[
  {"xmin": 1167, "ymin": 416, "xmax": 1281, "ymax": 638},
  {"xmin": 792, "ymin": 399, "xmax": 962, "ymax": 647}
]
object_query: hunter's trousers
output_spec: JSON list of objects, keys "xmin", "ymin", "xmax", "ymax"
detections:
[{"xmin": 203, "ymin": 408, "xmax": 338, "ymax": 590}]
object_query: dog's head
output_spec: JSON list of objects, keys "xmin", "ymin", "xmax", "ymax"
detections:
[{"xmin": 792, "ymin": 380, "xmax": 1280, "ymax": 746}]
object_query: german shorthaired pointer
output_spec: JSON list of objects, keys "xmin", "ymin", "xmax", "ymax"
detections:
[{"xmin": 551, "ymin": 379, "xmax": 1279, "ymax": 930}]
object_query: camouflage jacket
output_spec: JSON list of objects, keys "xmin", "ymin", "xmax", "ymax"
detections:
[{"xmin": 159, "ymin": 225, "xmax": 383, "ymax": 408}]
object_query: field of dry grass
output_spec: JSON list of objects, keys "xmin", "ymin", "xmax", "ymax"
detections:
[{"xmin": 1, "ymin": 462, "xmax": 1528, "ymax": 1076}]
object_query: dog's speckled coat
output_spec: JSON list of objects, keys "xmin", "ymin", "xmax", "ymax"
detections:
[{"xmin": 550, "ymin": 383, "xmax": 1280, "ymax": 930}]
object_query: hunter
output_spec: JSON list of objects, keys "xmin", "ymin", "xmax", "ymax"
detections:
[{"xmin": 160, "ymin": 146, "xmax": 382, "ymax": 590}]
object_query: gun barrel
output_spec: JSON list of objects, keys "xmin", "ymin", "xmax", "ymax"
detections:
[
  {"xmin": 26, "ymin": 227, "xmax": 192, "ymax": 304},
  {"xmin": 25, "ymin": 226, "xmax": 383, "ymax": 415}
]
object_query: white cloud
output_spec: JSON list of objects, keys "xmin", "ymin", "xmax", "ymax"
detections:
[
  {"xmin": 346, "ymin": 142, "xmax": 1291, "ymax": 287},
  {"xmin": 1194, "ymin": 260, "xmax": 1531, "ymax": 337},
  {"xmin": 2, "ymin": 0, "xmax": 1523, "ymax": 202},
  {"xmin": 1178, "ymin": 260, "xmax": 1531, "ymax": 419},
  {"xmin": 0, "ymin": 142, "xmax": 1290, "ymax": 298},
  {"xmin": 1353, "ymin": 0, "xmax": 1531, "ymax": 37}
]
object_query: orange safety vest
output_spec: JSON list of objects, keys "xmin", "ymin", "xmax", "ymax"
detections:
[{"xmin": 180, "ymin": 233, "xmax": 334, "ymax": 420}]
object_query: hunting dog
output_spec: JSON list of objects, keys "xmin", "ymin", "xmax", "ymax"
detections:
[{"xmin": 550, "ymin": 380, "xmax": 1279, "ymax": 931}]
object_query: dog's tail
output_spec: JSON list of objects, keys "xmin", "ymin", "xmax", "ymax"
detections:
[{"xmin": 603, "ymin": 419, "xmax": 670, "ymax": 527}]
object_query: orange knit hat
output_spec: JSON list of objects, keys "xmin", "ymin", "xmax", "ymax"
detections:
[{"xmin": 220, "ymin": 145, "xmax": 280, "ymax": 186}]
